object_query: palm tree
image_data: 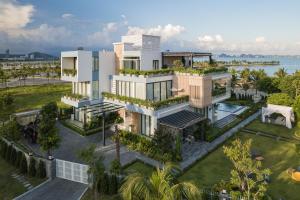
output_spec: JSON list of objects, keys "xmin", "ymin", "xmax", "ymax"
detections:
[
  {"xmin": 274, "ymin": 67, "xmax": 287, "ymax": 78},
  {"xmin": 120, "ymin": 163, "xmax": 201, "ymax": 200},
  {"xmin": 250, "ymin": 69, "xmax": 267, "ymax": 93},
  {"xmin": 229, "ymin": 68, "xmax": 238, "ymax": 88},
  {"xmin": 239, "ymin": 68, "xmax": 251, "ymax": 85},
  {"xmin": 78, "ymin": 144, "xmax": 104, "ymax": 200}
]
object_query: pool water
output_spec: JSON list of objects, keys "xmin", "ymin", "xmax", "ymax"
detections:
[{"xmin": 215, "ymin": 103, "xmax": 244, "ymax": 113}]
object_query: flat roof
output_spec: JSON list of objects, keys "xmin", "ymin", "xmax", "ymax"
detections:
[
  {"xmin": 159, "ymin": 110, "xmax": 205, "ymax": 129},
  {"xmin": 162, "ymin": 52, "xmax": 212, "ymax": 57}
]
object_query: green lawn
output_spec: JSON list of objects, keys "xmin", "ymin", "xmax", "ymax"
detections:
[
  {"xmin": 0, "ymin": 156, "xmax": 26, "ymax": 200},
  {"xmin": 245, "ymin": 119, "xmax": 297, "ymax": 139},
  {"xmin": 123, "ymin": 161, "xmax": 155, "ymax": 177},
  {"xmin": 0, "ymin": 83, "xmax": 71, "ymax": 121},
  {"xmin": 179, "ymin": 121, "xmax": 300, "ymax": 200}
]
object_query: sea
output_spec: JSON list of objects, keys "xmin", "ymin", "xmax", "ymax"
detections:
[{"xmin": 214, "ymin": 56, "xmax": 300, "ymax": 76}]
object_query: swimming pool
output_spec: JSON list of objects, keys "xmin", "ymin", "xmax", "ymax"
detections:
[{"xmin": 215, "ymin": 103, "xmax": 244, "ymax": 113}]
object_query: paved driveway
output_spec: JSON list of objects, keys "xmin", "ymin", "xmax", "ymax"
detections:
[{"xmin": 18, "ymin": 178, "xmax": 87, "ymax": 200}]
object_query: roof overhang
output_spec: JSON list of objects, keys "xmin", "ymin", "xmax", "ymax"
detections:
[{"xmin": 162, "ymin": 52, "xmax": 212, "ymax": 57}]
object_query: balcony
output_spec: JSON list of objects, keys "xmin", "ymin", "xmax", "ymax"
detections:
[
  {"xmin": 61, "ymin": 68, "xmax": 77, "ymax": 82},
  {"xmin": 61, "ymin": 93, "xmax": 90, "ymax": 108},
  {"xmin": 212, "ymin": 89, "xmax": 231, "ymax": 104}
]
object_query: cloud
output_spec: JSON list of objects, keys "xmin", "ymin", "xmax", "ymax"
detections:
[
  {"xmin": 198, "ymin": 34, "xmax": 223, "ymax": 43},
  {"xmin": 61, "ymin": 13, "xmax": 74, "ymax": 19},
  {"xmin": 255, "ymin": 36, "xmax": 266, "ymax": 43},
  {"xmin": 127, "ymin": 24, "xmax": 185, "ymax": 41},
  {"xmin": 87, "ymin": 22, "xmax": 120, "ymax": 46},
  {"xmin": 0, "ymin": 0, "xmax": 35, "ymax": 30}
]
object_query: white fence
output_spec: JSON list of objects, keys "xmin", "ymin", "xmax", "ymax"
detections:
[{"xmin": 56, "ymin": 159, "xmax": 89, "ymax": 184}]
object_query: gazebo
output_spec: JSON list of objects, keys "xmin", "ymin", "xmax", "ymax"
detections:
[{"xmin": 261, "ymin": 104, "xmax": 295, "ymax": 129}]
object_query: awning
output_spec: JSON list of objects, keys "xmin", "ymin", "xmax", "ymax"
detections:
[{"xmin": 159, "ymin": 110, "xmax": 205, "ymax": 129}]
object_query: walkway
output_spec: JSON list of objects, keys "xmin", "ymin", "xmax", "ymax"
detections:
[
  {"xmin": 16, "ymin": 178, "xmax": 87, "ymax": 200},
  {"xmin": 179, "ymin": 110, "xmax": 261, "ymax": 170},
  {"xmin": 11, "ymin": 172, "xmax": 34, "ymax": 190}
]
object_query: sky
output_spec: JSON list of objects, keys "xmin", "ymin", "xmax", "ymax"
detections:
[{"xmin": 1, "ymin": 0, "xmax": 300, "ymax": 55}]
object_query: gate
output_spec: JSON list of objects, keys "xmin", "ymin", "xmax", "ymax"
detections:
[{"xmin": 56, "ymin": 159, "xmax": 89, "ymax": 184}]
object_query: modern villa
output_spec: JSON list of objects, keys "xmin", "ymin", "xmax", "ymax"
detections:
[{"xmin": 61, "ymin": 34, "xmax": 231, "ymax": 139}]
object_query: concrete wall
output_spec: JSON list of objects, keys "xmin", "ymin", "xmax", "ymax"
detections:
[{"xmin": 99, "ymin": 51, "xmax": 115, "ymax": 98}]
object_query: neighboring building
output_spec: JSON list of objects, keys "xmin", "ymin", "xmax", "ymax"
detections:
[
  {"xmin": 0, "ymin": 49, "xmax": 58, "ymax": 61},
  {"xmin": 61, "ymin": 34, "xmax": 231, "ymax": 139}
]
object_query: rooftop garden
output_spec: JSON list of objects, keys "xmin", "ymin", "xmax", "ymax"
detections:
[
  {"xmin": 63, "ymin": 93, "xmax": 88, "ymax": 101},
  {"xmin": 102, "ymin": 92, "xmax": 189, "ymax": 110},
  {"xmin": 119, "ymin": 66, "xmax": 228, "ymax": 77}
]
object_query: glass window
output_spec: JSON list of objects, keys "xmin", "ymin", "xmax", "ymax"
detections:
[
  {"xmin": 160, "ymin": 81, "xmax": 167, "ymax": 100},
  {"xmin": 93, "ymin": 57, "xmax": 99, "ymax": 71},
  {"xmin": 146, "ymin": 83, "xmax": 154, "ymax": 100},
  {"xmin": 141, "ymin": 114, "xmax": 151, "ymax": 136},
  {"xmin": 153, "ymin": 82, "xmax": 160, "ymax": 102},
  {"xmin": 92, "ymin": 81, "xmax": 99, "ymax": 99},
  {"xmin": 153, "ymin": 60, "xmax": 159, "ymax": 70}
]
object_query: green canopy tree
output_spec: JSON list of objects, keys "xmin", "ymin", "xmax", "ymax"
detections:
[
  {"xmin": 120, "ymin": 163, "xmax": 201, "ymax": 200},
  {"xmin": 274, "ymin": 67, "xmax": 287, "ymax": 78},
  {"xmin": 38, "ymin": 102, "xmax": 60, "ymax": 157},
  {"xmin": 223, "ymin": 139, "xmax": 271, "ymax": 200}
]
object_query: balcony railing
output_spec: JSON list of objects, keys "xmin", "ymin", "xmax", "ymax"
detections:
[
  {"xmin": 62, "ymin": 68, "xmax": 77, "ymax": 76},
  {"xmin": 102, "ymin": 92, "xmax": 189, "ymax": 110}
]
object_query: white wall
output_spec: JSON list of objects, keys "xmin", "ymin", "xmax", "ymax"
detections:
[{"xmin": 99, "ymin": 51, "xmax": 115, "ymax": 98}]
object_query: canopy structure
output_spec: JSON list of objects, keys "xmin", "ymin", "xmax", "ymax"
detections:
[
  {"xmin": 159, "ymin": 110, "xmax": 205, "ymax": 130},
  {"xmin": 262, "ymin": 104, "xmax": 295, "ymax": 129},
  {"xmin": 76, "ymin": 102, "xmax": 124, "ymax": 146}
]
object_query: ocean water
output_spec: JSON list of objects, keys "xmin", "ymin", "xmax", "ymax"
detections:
[{"xmin": 215, "ymin": 56, "xmax": 300, "ymax": 76}]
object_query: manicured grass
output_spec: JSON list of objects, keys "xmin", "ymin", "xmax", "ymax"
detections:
[
  {"xmin": 0, "ymin": 83, "xmax": 71, "ymax": 121},
  {"xmin": 123, "ymin": 161, "xmax": 154, "ymax": 177},
  {"xmin": 0, "ymin": 157, "xmax": 26, "ymax": 200},
  {"xmin": 245, "ymin": 119, "xmax": 296, "ymax": 139},
  {"xmin": 179, "ymin": 132, "xmax": 300, "ymax": 200}
]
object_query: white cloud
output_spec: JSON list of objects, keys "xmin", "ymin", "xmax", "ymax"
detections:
[
  {"xmin": 296, "ymin": 42, "xmax": 300, "ymax": 45},
  {"xmin": 87, "ymin": 22, "xmax": 120, "ymax": 46},
  {"xmin": 198, "ymin": 34, "xmax": 224, "ymax": 43},
  {"xmin": 127, "ymin": 24, "xmax": 185, "ymax": 41},
  {"xmin": 104, "ymin": 22, "xmax": 118, "ymax": 32},
  {"xmin": 0, "ymin": 0, "xmax": 35, "ymax": 30},
  {"xmin": 62, "ymin": 13, "xmax": 74, "ymax": 19},
  {"xmin": 255, "ymin": 36, "xmax": 266, "ymax": 43}
]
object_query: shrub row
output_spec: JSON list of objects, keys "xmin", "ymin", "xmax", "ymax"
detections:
[
  {"xmin": 118, "ymin": 130, "xmax": 173, "ymax": 162},
  {"xmin": 102, "ymin": 92, "xmax": 189, "ymax": 110},
  {"xmin": 62, "ymin": 68, "xmax": 77, "ymax": 76},
  {"xmin": 119, "ymin": 67, "xmax": 228, "ymax": 76},
  {"xmin": 98, "ymin": 172, "xmax": 120, "ymax": 195},
  {"xmin": 0, "ymin": 140, "xmax": 47, "ymax": 179}
]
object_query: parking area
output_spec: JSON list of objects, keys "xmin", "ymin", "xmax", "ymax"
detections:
[{"xmin": 18, "ymin": 178, "xmax": 87, "ymax": 200}]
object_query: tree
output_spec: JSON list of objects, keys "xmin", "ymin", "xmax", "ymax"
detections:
[
  {"xmin": 240, "ymin": 68, "xmax": 251, "ymax": 85},
  {"xmin": 293, "ymin": 95, "xmax": 300, "ymax": 119},
  {"xmin": 173, "ymin": 60, "xmax": 184, "ymax": 68},
  {"xmin": 256, "ymin": 77, "xmax": 279, "ymax": 94},
  {"xmin": 292, "ymin": 79, "xmax": 300, "ymax": 97},
  {"xmin": 229, "ymin": 68, "xmax": 238, "ymax": 88},
  {"xmin": 223, "ymin": 139, "xmax": 271, "ymax": 200},
  {"xmin": 20, "ymin": 154, "xmax": 28, "ymax": 175},
  {"xmin": 120, "ymin": 163, "xmax": 201, "ymax": 200},
  {"xmin": 29, "ymin": 157, "xmax": 37, "ymax": 177},
  {"xmin": 152, "ymin": 128, "xmax": 174, "ymax": 155},
  {"xmin": 267, "ymin": 93, "xmax": 294, "ymax": 106},
  {"xmin": 278, "ymin": 75, "xmax": 300, "ymax": 98},
  {"xmin": 78, "ymin": 144, "xmax": 105, "ymax": 200},
  {"xmin": 250, "ymin": 69, "xmax": 267, "ymax": 93},
  {"xmin": 274, "ymin": 67, "xmax": 287, "ymax": 78},
  {"xmin": 37, "ymin": 160, "xmax": 47, "ymax": 179},
  {"xmin": 0, "ymin": 118, "xmax": 20, "ymax": 141},
  {"xmin": 38, "ymin": 102, "xmax": 60, "ymax": 156},
  {"xmin": 113, "ymin": 114, "xmax": 124, "ymax": 162}
]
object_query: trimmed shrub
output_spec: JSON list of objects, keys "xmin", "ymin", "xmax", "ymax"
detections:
[
  {"xmin": 5, "ymin": 145, "xmax": 12, "ymax": 162},
  {"xmin": 110, "ymin": 159, "xmax": 121, "ymax": 175},
  {"xmin": 29, "ymin": 157, "xmax": 37, "ymax": 177},
  {"xmin": 37, "ymin": 160, "xmax": 47, "ymax": 179},
  {"xmin": 10, "ymin": 148, "xmax": 17, "ymax": 165},
  {"xmin": 20, "ymin": 154, "xmax": 28, "ymax": 175},
  {"xmin": 0, "ymin": 141, "xmax": 8, "ymax": 158},
  {"xmin": 108, "ymin": 174, "xmax": 118, "ymax": 195},
  {"xmin": 16, "ymin": 151, "xmax": 23, "ymax": 168},
  {"xmin": 99, "ymin": 173, "xmax": 109, "ymax": 194}
]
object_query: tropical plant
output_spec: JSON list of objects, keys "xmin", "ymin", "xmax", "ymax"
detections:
[
  {"xmin": 37, "ymin": 160, "xmax": 47, "ymax": 179},
  {"xmin": 120, "ymin": 163, "xmax": 201, "ymax": 200},
  {"xmin": 29, "ymin": 157, "xmax": 37, "ymax": 177},
  {"xmin": 274, "ymin": 67, "xmax": 287, "ymax": 78},
  {"xmin": 78, "ymin": 144, "xmax": 105, "ymax": 200},
  {"xmin": 223, "ymin": 139, "xmax": 271, "ymax": 200}
]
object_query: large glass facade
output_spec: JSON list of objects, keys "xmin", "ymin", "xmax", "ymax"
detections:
[
  {"xmin": 123, "ymin": 57, "xmax": 140, "ymax": 70},
  {"xmin": 92, "ymin": 81, "xmax": 99, "ymax": 99},
  {"xmin": 140, "ymin": 114, "xmax": 151, "ymax": 136},
  {"xmin": 146, "ymin": 80, "xmax": 172, "ymax": 102}
]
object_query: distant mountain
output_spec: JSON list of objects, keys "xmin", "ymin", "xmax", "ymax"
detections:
[{"xmin": 27, "ymin": 52, "xmax": 58, "ymax": 60}]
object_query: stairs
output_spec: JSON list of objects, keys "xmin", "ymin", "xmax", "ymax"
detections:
[{"xmin": 214, "ymin": 114, "xmax": 237, "ymax": 128}]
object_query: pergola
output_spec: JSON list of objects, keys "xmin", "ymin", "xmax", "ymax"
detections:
[
  {"xmin": 76, "ymin": 102, "xmax": 124, "ymax": 145},
  {"xmin": 162, "ymin": 52, "xmax": 212, "ymax": 68}
]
